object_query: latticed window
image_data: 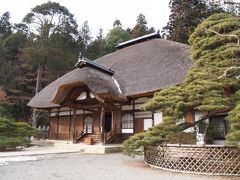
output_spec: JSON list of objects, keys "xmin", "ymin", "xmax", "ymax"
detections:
[
  {"xmin": 122, "ymin": 113, "xmax": 133, "ymax": 129},
  {"xmin": 210, "ymin": 116, "xmax": 228, "ymax": 140}
]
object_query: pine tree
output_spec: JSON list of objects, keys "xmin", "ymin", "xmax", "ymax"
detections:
[
  {"xmin": 122, "ymin": 13, "xmax": 240, "ymax": 156},
  {"xmin": 0, "ymin": 12, "xmax": 12, "ymax": 36},
  {"xmin": 21, "ymin": 1, "xmax": 79, "ymax": 77},
  {"xmin": 130, "ymin": 13, "xmax": 155, "ymax": 38},
  {"xmin": 206, "ymin": 0, "xmax": 240, "ymax": 15},
  {"xmin": 0, "ymin": 30, "xmax": 32, "ymax": 120},
  {"xmin": 113, "ymin": 19, "xmax": 122, "ymax": 27},
  {"xmin": 101, "ymin": 24, "xmax": 130, "ymax": 55},
  {"xmin": 162, "ymin": 0, "xmax": 224, "ymax": 44},
  {"xmin": 78, "ymin": 21, "xmax": 92, "ymax": 57},
  {"xmin": 86, "ymin": 29, "xmax": 105, "ymax": 60}
]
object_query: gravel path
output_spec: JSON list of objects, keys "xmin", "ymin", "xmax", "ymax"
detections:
[{"xmin": 0, "ymin": 153, "xmax": 238, "ymax": 180}]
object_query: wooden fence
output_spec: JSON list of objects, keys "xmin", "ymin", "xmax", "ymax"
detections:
[{"xmin": 144, "ymin": 144, "xmax": 240, "ymax": 176}]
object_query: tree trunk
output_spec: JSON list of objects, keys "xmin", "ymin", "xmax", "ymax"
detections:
[{"xmin": 32, "ymin": 65, "xmax": 42, "ymax": 127}]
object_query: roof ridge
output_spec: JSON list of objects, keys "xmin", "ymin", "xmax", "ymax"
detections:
[
  {"xmin": 75, "ymin": 57, "xmax": 114, "ymax": 75},
  {"xmin": 115, "ymin": 32, "xmax": 161, "ymax": 49}
]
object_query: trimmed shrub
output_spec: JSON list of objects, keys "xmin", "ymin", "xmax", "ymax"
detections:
[
  {"xmin": 0, "ymin": 117, "xmax": 38, "ymax": 150},
  {"xmin": 0, "ymin": 137, "xmax": 26, "ymax": 150}
]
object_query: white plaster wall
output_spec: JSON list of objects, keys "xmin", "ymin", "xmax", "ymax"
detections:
[
  {"xmin": 212, "ymin": 140, "xmax": 225, "ymax": 145},
  {"xmin": 154, "ymin": 112, "xmax": 163, "ymax": 125},
  {"xmin": 144, "ymin": 119, "xmax": 152, "ymax": 130}
]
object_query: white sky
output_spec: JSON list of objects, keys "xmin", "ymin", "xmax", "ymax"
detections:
[{"xmin": 0, "ymin": 0, "xmax": 171, "ymax": 37}]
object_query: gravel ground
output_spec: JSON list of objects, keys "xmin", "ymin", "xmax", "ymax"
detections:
[{"xmin": 0, "ymin": 153, "xmax": 238, "ymax": 180}]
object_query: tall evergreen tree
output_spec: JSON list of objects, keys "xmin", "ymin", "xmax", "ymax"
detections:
[
  {"xmin": 0, "ymin": 12, "xmax": 12, "ymax": 36},
  {"xmin": 130, "ymin": 13, "xmax": 155, "ymax": 38},
  {"xmin": 86, "ymin": 29, "xmax": 105, "ymax": 60},
  {"xmin": 21, "ymin": 1, "xmax": 79, "ymax": 77},
  {"xmin": 162, "ymin": 0, "xmax": 223, "ymax": 44},
  {"xmin": 18, "ymin": 2, "xmax": 80, "ymax": 123},
  {"xmin": 78, "ymin": 21, "xmax": 92, "ymax": 57},
  {"xmin": 101, "ymin": 24, "xmax": 130, "ymax": 55},
  {"xmin": 206, "ymin": 0, "xmax": 239, "ymax": 15},
  {"xmin": 0, "ymin": 12, "xmax": 34, "ymax": 121},
  {"xmin": 113, "ymin": 19, "xmax": 122, "ymax": 27},
  {"xmin": 0, "ymin": 31, "xmax": 29, "ymax": 120}
]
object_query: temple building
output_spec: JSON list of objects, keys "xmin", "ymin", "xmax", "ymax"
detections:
[{"xmin": 28, "ymin": 33, "xmax": 192, "ymax": 144}]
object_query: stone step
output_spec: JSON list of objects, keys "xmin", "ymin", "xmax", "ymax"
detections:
[{"xmin": 84, "ymin": 134, "xmax": 101, "ymax": 143}]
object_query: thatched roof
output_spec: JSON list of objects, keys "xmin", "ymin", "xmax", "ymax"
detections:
[
  {"xmin": 96, "ymin": 38, "xmax": 191, "ymax": 97},
  {"xmin": 28, "ymin": 68, "xmax": 126, "ymax": 109},
  {"xmin": 28, "ymin": 38, "xmax": 192, "ymax": 109}
]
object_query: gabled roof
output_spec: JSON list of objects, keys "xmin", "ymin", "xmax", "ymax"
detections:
[{"xmin": 28, "ymin": 38, "xmax": 192, "ymax": 109}]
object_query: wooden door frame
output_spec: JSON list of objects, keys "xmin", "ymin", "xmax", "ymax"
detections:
[{"xmin": 84, "ymin": 115, "xmax": 94, "ymax": 134}]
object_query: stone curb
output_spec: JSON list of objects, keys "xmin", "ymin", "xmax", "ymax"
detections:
[{"xmin": 0, "ymin": 150, "xmax": 83, "ymax": 158}]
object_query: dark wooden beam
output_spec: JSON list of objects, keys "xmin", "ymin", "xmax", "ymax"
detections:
[
  {"xmin": 95, "ymin": 95, "xmax": 105, "ymax": 104},
  {"xmin": 132, "ymin": 100, "xmax": 136, "ymax": 134},
  {"xmin": 152, "ymin": 113, "xmax": 154, "ymax": 127},
  {"xmin": 72, "ymin": 109, "xmax": 77, "ymax": 142},
  {"xmin": 56, "ymin": 108, "xmax": 60, "ymax": 140},
  {"xmin": 127, "ymin": 91, "xmax": 154, "ymax": 99},
  {"xmin": 65, "ymin": 101, "xmax": 121, "ymax": 112},
  {"xmin": 48, "ymin": 109, "xmax": 52, "ymax": 138},
  {"xmin": 100, "ymin": 106, "xmax": 105, "ymax": 143},
  {"xmin": 68, "ymin": 108, "xmax": 72, "ymax": 142}
]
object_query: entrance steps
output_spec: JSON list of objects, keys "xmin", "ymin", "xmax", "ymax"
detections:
[
  {"xmin": 53, "ymin": 140, "xmax": 122, "ymax": 154},
  {"xmin": 84, "ymin": 134, "xmax": 101, "ymax": 144},
  {"xmin": 83, "ymin": 144, "xmax": 122, "ymax": 154}
]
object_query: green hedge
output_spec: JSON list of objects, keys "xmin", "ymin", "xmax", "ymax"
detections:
[
  {"xmin": 0, "ymin": 117, "xmax": 38, "ymax": 150},
  {"xmin": 0, "ymin": 137, "xmax": 30, "ymax": 150}
]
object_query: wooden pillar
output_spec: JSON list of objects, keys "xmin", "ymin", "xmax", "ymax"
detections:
[
  {"xmin": 100, "ymin": 106, "xmax": 105, "ymax": 143},
  {"xmin": 71, "ymin": 109, "xmax": 77, "ymax": 142},
  {"xmin": 132, "ymin": 100, "xmax": 136, "ymax": 134},
  {"xmin": 48, "ymin": 109, "xmax": 51, "ymax": 139},
  {"xmin": 83, "ymin": 110, "xmax": 85, "ymax": 131},
  {"xmin": 68, "ymin": 108, "xmax": 72, "ymax": 142},
  {"xmin": 56, "ymin": 108, "xmax": 60, "ymax": 140}
]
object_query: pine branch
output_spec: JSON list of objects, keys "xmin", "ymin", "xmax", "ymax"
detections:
[
  {"xmin": 206, "ymin": 28, "xmax": 240, "ymax": 46},
  {"xmin": 218, "ymin": 66, "xmax": 240, "ymax": 79}
]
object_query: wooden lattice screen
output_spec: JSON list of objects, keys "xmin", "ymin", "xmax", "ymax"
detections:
[{"xmin": 144, "ymin": 144, "xmax": 240, "ymax": 176}]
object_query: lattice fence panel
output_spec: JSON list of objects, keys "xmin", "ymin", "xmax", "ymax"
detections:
[{"xmin": 144, "ymin": 145, "xmax": 240, "ymax": 175}]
